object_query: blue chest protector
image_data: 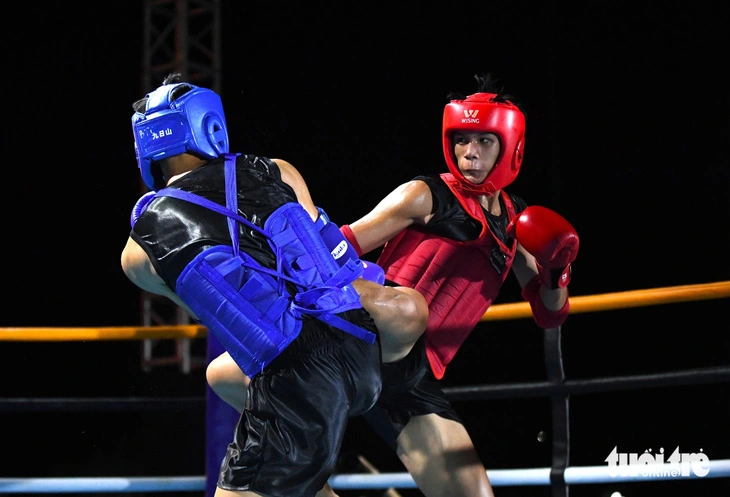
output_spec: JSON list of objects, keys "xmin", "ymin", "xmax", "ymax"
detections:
[{"xmin": 154, "ymin": 154, "xmax": 376, "ymax": 377}]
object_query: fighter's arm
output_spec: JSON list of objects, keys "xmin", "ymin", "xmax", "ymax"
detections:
[
  {"xmin": 272, "ymin": 158, "xmax": 319, "ymax": 221},
  {"xmin": 120, "ymin": 237, "xmax": 200, "ymax": 319},
  {"xmin": 347, "ymin": 179, "xmax": 434, "ymax": 255},
  {"xmin": 507, "ymin": 206, "xmax": 579, "ymax": 327},
  {"xmin": 511, "ymin": 244, "xmax": 568, "ymax": 311}
]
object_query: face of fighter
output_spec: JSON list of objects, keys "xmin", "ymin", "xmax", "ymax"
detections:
[
  {"xmin": 452, "ymin": 131, "xmax": 501, "ymax": 186},
  {"xmin": 442, "ymin": 92, "xmax": 525, "ymax": 195}
]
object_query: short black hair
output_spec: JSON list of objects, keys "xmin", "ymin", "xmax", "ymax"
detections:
[
  {"xmin": 447, "ymin": 73, "xmax": 525, "ymax": 117},
  {"xmin": 132, "ymin": 72, "xmax": 193, "ymax": 113}
]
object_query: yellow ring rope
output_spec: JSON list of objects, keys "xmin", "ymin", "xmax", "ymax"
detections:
[{"xmin": 2, "ymin": 281, "xmax": 728, "ymax": 340}]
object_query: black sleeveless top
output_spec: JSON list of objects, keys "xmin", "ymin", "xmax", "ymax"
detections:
[
  {"xmin": 415, "ymin": 174, "xmax": 527, "ymax": 245},
  {"xmin": 130, "ymin": 155, "xmax": 297, "ymax": 290}
]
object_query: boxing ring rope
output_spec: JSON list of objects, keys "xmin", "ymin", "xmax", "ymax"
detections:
[
  {"xmin": 3, "ymin": 281, "xmax": 727, "ymax": 342},
  {"xmin": 2, "ymin": 459, "xmax": 730, "ymax": 493},
  {"xmin": 2, "ymin": 280, "xmax": 729, "ymax": 494}
]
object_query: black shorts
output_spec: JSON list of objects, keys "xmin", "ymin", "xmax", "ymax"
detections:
[
  {"xmin": 218, "ymin": 311, "xmax": 381, "ymax": 497},
  {"xmin": 362, "ymin": 335, "xmax": 462, "ymax": 451}
]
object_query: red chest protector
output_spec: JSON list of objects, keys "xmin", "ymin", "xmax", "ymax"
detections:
[{"xmin": 377, "ymin": 174, "xmax": 517, "ymax": 379}]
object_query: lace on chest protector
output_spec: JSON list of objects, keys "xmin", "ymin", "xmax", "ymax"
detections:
[{"xmin": 154, "ymin": 153, "xmax": 375, "ymax": 377}]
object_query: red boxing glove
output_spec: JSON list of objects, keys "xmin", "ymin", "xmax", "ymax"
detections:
[{"xmin": 507, "ymin": 206, "xmax": 579, "ymax": 289}]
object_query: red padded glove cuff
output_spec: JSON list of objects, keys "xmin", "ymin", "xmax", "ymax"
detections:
[
  {"xmin": 537, "ymin": 261, "xmax": 572, "ymax": 290},
  {"xmin": 522, "ymin": 276, "xmax": 570, "ymax": 329},
  {"xmin": 340, "ymin": 224, "xmax": 363, "ymax": 257}
]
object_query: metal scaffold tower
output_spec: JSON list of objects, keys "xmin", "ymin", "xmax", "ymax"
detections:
[{"xmin": 139, "ymin": 0, "xmax": 222, "ymax": 373}]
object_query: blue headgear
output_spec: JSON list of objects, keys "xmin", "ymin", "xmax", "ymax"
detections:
[{"xmin": 131, "ymin": 82, "xmax": 229, "ymax": 191}]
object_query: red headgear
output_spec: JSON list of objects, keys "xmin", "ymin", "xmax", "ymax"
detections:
[{"xmin": 442, "ymin": 93, "xmax": 526, "ymax": 196}]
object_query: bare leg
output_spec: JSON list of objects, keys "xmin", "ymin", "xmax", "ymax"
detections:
[
  {"xmin": 207, "ymin": 354, "xmax": 340, "ymax": 497},
  {"xmin": 396, "ymin": 414, "xmax": 495, "ymax": 497},
  {"xmin": 206, "ymin": 351, "xmax": 249, "ymax": 413},
  {"xmin": 206, "ymin": 279, "xmax": 428, "ymax": 410},
  {"xmin": 207, "ymin": 280, "xmax": 428, "ymax": 497},
  {"xmin": 351, "ymin": 279, "xmax": 428, "ymax": 362}
]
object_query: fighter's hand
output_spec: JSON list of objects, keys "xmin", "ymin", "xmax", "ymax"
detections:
[{"xmin": 507, "ymin": 206, "xmax": 579, "ymax": 289}]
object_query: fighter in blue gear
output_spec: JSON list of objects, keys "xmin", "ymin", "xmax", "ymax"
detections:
[{"xmin": 121, "ymin": 73, "xmax": 427, "ymax": 497}]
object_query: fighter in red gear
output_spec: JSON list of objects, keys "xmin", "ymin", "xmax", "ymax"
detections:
[
  {"xmin": 207, "ymin": 73, "xmax": 579, "ymax": 497},
  {"xmin": 340, "ymin": 73, "xmax": 578, "ymax": 497}
]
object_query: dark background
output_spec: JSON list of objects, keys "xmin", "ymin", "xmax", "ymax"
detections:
[{"xmin": 1, "ymin": 1, "xmax": 728, "ymax": 496}]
